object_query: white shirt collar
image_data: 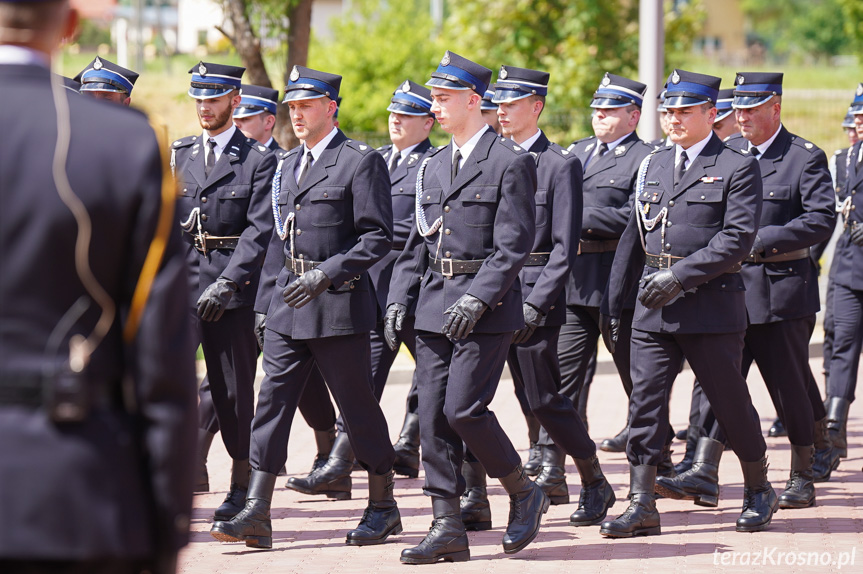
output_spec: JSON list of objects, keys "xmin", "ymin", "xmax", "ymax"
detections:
[
  {"xmin": 598, "ymin": 131, "xmax": 633, "ymax": 154},
  {"xmin": 676, "ymin": 131, "xmax": 714, "ymax": 168},
  {"xmin": 452, "ymin": 124, "xmax": 490, "ymax": 166},
  {"xmin": 202, "ymin": 124, "xmax": 237, "ymax": 161},
  {"xmin": 0, "ymin": 45, "xmax": 49, "ymax": 67},
  {"xmin": 391, "ymin": 142, "xmax": 421, "ymax": 164},
  {"xmin": 750, "ymin": 123, "xmax": 783, "ymax": 157},
  {"xmin": 303, "ymin": 126, "xmax": 339, "ymax": 162},
  {"xmin": 264, "ymin": 136, "xmax": 275, "ymax": 148},
  {"xmin": 515, "ymin": 129, "xmax": 543, "ymax": 151}
]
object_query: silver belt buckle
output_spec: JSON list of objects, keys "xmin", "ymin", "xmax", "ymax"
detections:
[
  {"xmin": 440, "ymin": 258, "xmax": 454, "ymax": 278},
  {"xmin": 663, "ymin": 253, "xmax": 673, "ymax": 269},
  {"xmin": 297, "ymin": 256, "xmax": 306, "ymax": 275}
]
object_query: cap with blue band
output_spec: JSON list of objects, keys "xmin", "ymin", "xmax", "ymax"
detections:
[
  {"xmin": 283, "ymin": 66, "xmax": 341, "ymax": 102},
  {"xmin": 74, "ymin": 57, "xmax": 137, "ymax": 95},
  {"xmin": 715, "ymin": 88, "xmax": 735, "ymax": 122},
  {"xmin": 234, "ymin": 84, "xmax": 279, "ymax": 118},
  {"xmin": 732, "ymin": 72, "xmax": 783, "ymax": 109},
  {"xmin": 188, "ymin": 61, "xmax": 244, "ymax": 99},
  {"xmin": 481, "ymin": 89, "xmax": 498, "ymax": 111},
  {"xmin": 657, "ymin": 90, "xmax": 667, "ymax": 113},
  {"xmin": 388, "ymin": 80, "xmax": 433, "ymax": 116},
  {"xmin": 589, "ymin": 72, "xmax": 646, "ymax": 108},
  {"xmin": 850, "ymin": 83, "xmax": 863, "ymax": 115},
  {"xmin": 663, "ymin": 69, "xmax": 720, "ymax": 109},
  {"xmin": 426, "ymin": 51, "xmax": 491, "ymax": 97},
  {"xmin": 492, "ymin": 65, "xmax": 549, "ymax": 104}
]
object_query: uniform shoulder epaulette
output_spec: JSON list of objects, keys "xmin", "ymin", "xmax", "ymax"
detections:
[
  {"xmin": 834, "ymin": 148, "xmax": 844, "ymax": 156},
  {"xmin": 376, "ymin": 143, "xmax": 392, "ymax": 153},
  {"xmin": 723, "ymin": 143, "xmax": 748, "ymax": 156},
  {"xmin": 275, "ymin": 148, "xmax": 295, "ymax": 160},
  {"xmin": 571, "ymin": 135, "xmax": 596, "ymax": 145},
  {"xmin": 172, "ymin": 135, "xmax": 198, "ymax": 149},
  {"xmin": 790, "ymin": 135, "xmax": 818, "ymax": 153},
  {"xmin": 243, "ymin": 137, "xmax": 270, "ymax": 155},
  {"xmin": 497, "ymin": 136, "xmax": 528, "ymax": 155},
  {"xmin": 344, "ymin": 139, "xmax": 375, "ymax": 154},
  {"xmin": 547, "ymin": 141, "xmax": 576, "ymax": 159}
]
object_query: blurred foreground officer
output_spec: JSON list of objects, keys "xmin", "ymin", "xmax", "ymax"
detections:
[
  {"xmin": 563, "ymin": 73, "xmax": 654, "ymax": 456},
  {"xmin": 386, "ymin": 51, "xmax": 546, "ymax": 563},
  {"xmin": 172, "ymin": 62, "xmax": 276, "ymax": 521},
  {"xmin": 233, "ymin": 84, "xmax": 281, "ymax": 150},
  {"xmin": 658, "ymin": 72, "xmax": 835, "ymax": 507},
  {"xmin": 825, "ymin": 84, "xmax": 863, "ymax": 459},
  {"xmin": 601, "ymin": 70, "xmax": 776, "ymax": 537},
  {"xmin": 0, "ymin": 1, "xmax": 197, "ymax": 572},
  {"xmin": 73, "ymin": 55, "xmax": 137, "ymax": 106},
  {"xmin": 492, "ymin": 65, "xmax": 617, "ymax": 525},
  {"xmin": 211, "ymin": 66, "xmax": 401, "ymax": 549}
]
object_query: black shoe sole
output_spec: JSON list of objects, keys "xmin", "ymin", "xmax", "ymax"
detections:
[
  {"xmin": 654, "ymin": 483, "xmax": 719, "ymax": 508},
  {"xmin": 463, "ymin": 521, "xmax": 492, "ymax": 531},
  {"xmin": 345, "ymin": 522, "xmax": 403, "ymax": 546},
  {"xmin": 211, "ymin": 529, "xmax": 273, "ymax": 549},
  {"xmin": 599, "ymin": 525, "xmax": 661, "ymax": 538},
  {"xmin": 600, "ymin": 443, "xmax": 625, "ymax": 453},
  {"xmin": 285, "ymin": 481, "xmax": 351, "ymax": 500},
  {"xmin": 400, "ymin": 549, "xmax": 470, "ymax": 564},
  {"xmin": 777, "ymin": 497, "xmax": 815, "ymax": 509}
]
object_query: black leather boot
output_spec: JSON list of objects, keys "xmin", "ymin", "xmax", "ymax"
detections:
[
  {"xmin": 534, "ymin": 444, "xmax": 569, "ymax": 505},
  {"xmin": 523, "ymin": 414, "xmax": 542, "ymax": 476},
  {"xmin": 345, "ymin": 470, "xmax": 402, "ymax": 545},
  {"xmin": 674, "ymin": 425, "xmax": 702, "ymax": 475},
  {"xmin": 655, "ymin": 437, "xmax": 723, "ymax": 507},
  {"xmin": 214, "ymin": 459, "xmax": 250, "ymax": 521},
  {"xmin": 569, "ymin": 455, "xmax": 616, "ymax": 526},
  {"xmin": 460, "ymin": 460, "xmax": 492, "ymax": 531},
  {"xmin": 211, "ymin": 470, "xmax": 277, "ymax": 548},
  {"xmin": 736, "ymin": 457, "xmax": 778, "ymax": 532},
  {"xmin": 778, "ymin": 444, "xmax": 816, "ymax": 509},
  {"xmin": 499, "ymin": 464, "xmax": 550, "ymax": 554},
  {"xmin": 657, "ymin": 441, "xmax": 677, "ymax": 478},
  {"xmin": 768, "ymin": 417, "xmax": 787, "ymax": 438},
  {"xmin": 400, "ymin": 498, "xmax": 470, "ymax": 564},
  {"xmin": 286, "ymin": 432, "xmax": 352, "ymax": 499},
  {"xmin": 195, "ymin": 429, "xmax": 215, "ymax": 493},
  {"xmin": 812, "ymin": 417, "xmax": 841, "ymax": 482},
  {"xmin": 311, "ymin": 427, "xmax": 337, "ymax": 473},
  {"xmin": 392, "ymin": 413, "xmax": 420, "ymax": 478},
  {"xmin": 600, "ymin": 424, "xmax": 628, "ymax": 453},
  {"xmin": 826, "ymin": 397, "xmax": 851, "ymax": 458},
  {"xmin": 600, "ymin": 465, "xmax": 660, "ymax": 538}
]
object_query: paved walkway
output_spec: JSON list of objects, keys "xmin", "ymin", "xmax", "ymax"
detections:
[{"xmin": 180, "ymin": 352, "xmax": 863, "ymax": 573}]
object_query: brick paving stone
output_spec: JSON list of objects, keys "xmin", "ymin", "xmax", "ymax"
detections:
[{"xmin": 179, "ymin": 355, "xmax": 863, "ymax": 573}]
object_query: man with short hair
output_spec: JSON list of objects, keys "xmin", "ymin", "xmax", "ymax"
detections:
[
  {"xmin": 74, "ymin": 56, "xmax": 137, "ymax": 106},
  {"xmin": 211, "ymin": 66, "xmax": 401, "ymax": 549},
  {"xmin": 601, "ymin": 69, "xmax": 776, "ymax": 537},
  {"xmin": 387, "ymin": 51, "xmax": 546, "ymax": 564},
  {"xmin": 172, "ymin": 62, "xmax": 276, "ymax": 523}
]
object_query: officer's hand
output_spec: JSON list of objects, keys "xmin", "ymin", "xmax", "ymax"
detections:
[
  {"xmin": 254, "ymin": 312, "xmax": 267, "ymax": 351},
  {"xmin": 850, "ymin": 224, "xmax": 863, "ymax": 247},
  {"xmin": 283, "ymin": 268, "xmax": 331, "ymax": 308},
  {"xmin": 512, "ymin": 303, "xmax": 543, "ymax": 345},
  {"xmin": 384, "ymin": 303, "xmax": 408, "ymax": 351},
  {"xmin": 639, "ymin": 269, "xmax": 683, "ymax": 310},
  {"xmin": 443, "ymin": 294, "xmax": 487, "ymax": 340},
  {"xmin": 196, "ymin": 278, "xmax": 238, "ymax": 322},
  {"xmin": 600, "ymin": 314, "xmax": 620, "ymax": 354}
]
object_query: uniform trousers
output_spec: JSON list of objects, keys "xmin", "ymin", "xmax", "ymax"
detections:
[
  {"xmin": 416, "ymin": 331, "xmax": 521, "ymax": 499},
  {"xmin": 827, "ymin": 283, "xmax": 863, "ymax": 402},
  {"xmin": 627, "ymin": 328, "xmax": 766, "ymax": 466},
  {"xmin": 194, "ymin": 306, "xmax": 257, "ymax": 461},
  {"xmin": 250, "ymin": 329, "xmax": 394, "ymax": 475},
  {"xmin": 508, "ymin": 326, "xmax": 595, "ymax": 459}
]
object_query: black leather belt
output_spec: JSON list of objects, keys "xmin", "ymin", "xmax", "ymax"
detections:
[
  {"xmin": 744, "ymin": 247, "xmax": 810, "ymax": 264},
  {"xmin": 183, "ymin": 233, "xmax": 240, "ymax": 253},
  {"xmin": 578, "ymin": 239, "xmax": 620, "ymax": 254},
  {"xmin": 0, "ymin": 372, "xmax": 114, "ymax": 422},
  {"xmin": 285, "ymin": 256, "xmax": 323, "ymax": 274},
  {"xmin": 645, "ymin": 252, "xmax": 741, "ymax": 274},
  {"xmin": 524, "ymin": 253, "xmax": 550, "ymax": 266},
  {"xmin": 428, "ymin": 255, "xmax": 484, "ymax": 278}
]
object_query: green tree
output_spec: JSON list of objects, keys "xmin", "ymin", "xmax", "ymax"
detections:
[{"xmin": 741, "ymin": 0, "xmax": 854, "ymax": 60}]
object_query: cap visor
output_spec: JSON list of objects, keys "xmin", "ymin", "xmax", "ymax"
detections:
[
  {"xmin": 850, "ymin": 103, "xmax": 863, "ymax": 115},
  {"xmin": 714, "ymin": 108, "xmax": 734, "ymax": 123},
  {"xmin": 233, "ymin": 107, "xmax": 265, "ymax": 118},
  {"xmin": 80, "ymin": 83, "xmax": 127, "ymax": 94},
  {"xmin": 188, "ymin": 87, "xmax": 233, "ymax": 99},
  {"xmin": 732, "ymin": 94, "xmax": 774, "ymax": 109},
  {"xmin": 386, "ymin": 102, "xmax": 430, "ymax": 116},
  {"xmin": 590, "ymin": 97, "xmax": 632, "ymax": 109},
  {"xmin": 491, "ymin": 89, "xmax": 530, "ymax": 104},
  {"xmin": 282, "ymin": 90, "xmax": 327, "ymax": 102},
  {"xmin": 663, "ymin": 95, "xmax": 708, "ymax": 109},
  {"xmin": 425, "ymin": 77, "xmax": 470, "ymax": 90}
]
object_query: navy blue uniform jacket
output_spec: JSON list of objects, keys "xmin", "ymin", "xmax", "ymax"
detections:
[
  {"xmin": 833, "ymin": 141, "xmax": 863, "ymax": 291},
  {"xmin": 256, "ymin": 130, "xmax": 393, "ymax": 339},
  {"xmin": 605, "ymin": 133, "xmax": 763, "ymax": 334},
  {"xmin": 388, "ymin": 127, "xmax": 537, "ymax": 334}
]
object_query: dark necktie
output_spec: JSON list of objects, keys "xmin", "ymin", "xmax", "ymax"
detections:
[
  {"xmin": 297, "ymin": 150, "xmax": 313, "ymax": 188},
  {"xmin": 750, "ymin": 147, "xmax": 761, "ymax": 160},
  {"xmin": 452, "ymin": 149, "xmax": 462, "ymax": 184},
  {"xmin": 205, "ymin": 139, "xmax": 216, "ymax": 177},
  {"xmin": 587, "ymin": 142, "xmax": 608, "ymax": 170},
  {"xmin": 389, "ymin": 150, "xmax": 400, "ymax": 175},
  {"xmin": 674, "ymin": 150, "xmax": 688, "ymax": 188}
]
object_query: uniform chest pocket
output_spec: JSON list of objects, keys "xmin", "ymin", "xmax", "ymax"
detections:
[
  {"xmin": 178, "ymin": 182, "xmax": 199, "ymax": 198},
  {"xmin": 763, "ymin": 184, "xmax": 791, "ymax": 201},
  {"xmin": 637, "ymin": 187, "xmax": 664, "ymax": 205},
  {"xmin": 535, "ymin": 189, "xmax": 549, "ymax": 228},
  {"xmin": 217, "ymin": 185, "xmax": 251, "ymax": 223},
  {"xmin": 685, "ymin": 186, "xmax": 724, "ymax": 227},
  {"xmin": 310, "ymin": 186, "xmax": 346, "ymax": 227},
  {"xmin": 463, "ymin": 186, "xmax": 498, "ymax": 227},
  {"xmin": 418, "ymin": 187, "xmax": 442, "ymax": 221},
  {"xmin": 596, "ymin": 177, "xmax": 633, "ymax": 207}
]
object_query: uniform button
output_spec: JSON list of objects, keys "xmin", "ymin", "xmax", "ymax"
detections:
[
  {"xmin": 183, "ymin": 188, "xmax": 188, "ymax": 193},
  {"xmin": 295, "ymin": 204, "xmax": 301, "ymax": 210},
  {"xmin": 201, "ymin": 214, "xmax": 208, "ymax": 221},
  {"xmin": 497, "ymin": 302, "xmax": 503, "ymax": 306},
  {"xmin": 231, "ymin": 191, "xmax": 236, "ymax": 196},
  {"xmin": 426, "ymin": 195, "xmax": 430, "ymax": 200},
  {"xmin": 323, "ymin": 192, "xmax": 328, "ymax": 198},
  {"xmin": 610, "ymin": 179, "xmax": 615, "ymax": 184},
  {"xmin": 296, "ymin": 229, "xmax": 302, "ymax": 235},
  {"xmin": 787, "ymin": 267, "xmax": 793, "ymax": 272},
  {"xmin": 201, "ymin": 197, "xmax": 207, "ymax": 203},
  {"xmin": 665, "ymin": 243, "xmax": 671, "ymax": 250},
  {"xmin": 445, "ymin": 251, "xmax": 451, "ymax": 257},
  {"xmin": 550, "ymin": 305, "xmax": 555, "ymax": 310},
  {"xmin": 852, "ymin": 205, "xmax": 857, "ymax": 210},
  {"xmin": 476, "ymin": 194, "xmax": 481, "ymax": 199},
  {"xmin": 668, "ymin": 200, "xmax": 675, "ymax": 207},
  {"xmin": 587, "ymin": 229, "xmax": 593, "ymax": 234},
  {"xmin": 445, "ymin": 229, "xmax": 451, "ymax": 235},
  {"xmin": 700, "ymin": 195, "xmax": 706, "ymax": 200},
  {"xmin": 772, "ymin": 248, "xmax": 778, "ymax": 253},
  {"xmin": 769, "ymin": 191, "xmax": 774, "ymax": 197},
  {"xmin": 721, "ymin": 284, "xmax": 726, "ymax": 288},
  {"xmin": 444, "ymin": 206, "xmax": 450, "ymax": 212},
  {"xmin": 350, "ymin": 284, "xmax": 355, "ymax": 289},
  {"xmin": 399, "ymin": 187, "xmax": 404, "ymax": 192},
  {"xmin": 666, "ymin": 221, "xmax": 672, "ymax": 227}
]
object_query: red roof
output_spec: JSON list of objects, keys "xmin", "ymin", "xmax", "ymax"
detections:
[{"xmin": 71, "ymin": 0, "xmax": 117, "ymax": 20}]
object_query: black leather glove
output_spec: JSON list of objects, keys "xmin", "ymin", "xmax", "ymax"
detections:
[
  {"xmin": 283, "ymin": 268, "xmax": 331, "ymax": 308},
  {"xmin": 254, "ymin": 312, "xmax": 267, "ymax": 351},
  {"xmin": 384, "ymin": 303, "xmax": 408, "ymax": 351},
  {"xmin": 600, "ymin": 314, "xmax": 620, "ymax": 354},
  {"xmin": 512, "ymin": 303, "xmax": 543, "ymax": 345},
  {"xmin": 850, "ymin": 224, "xmax": 863, "ymax": 247},
  {"xmin": 639, "ymin": 269, "xmax": 683, "ymax": 310},
  {"xmin": 196, "ymin": 278, "xmax": 237, "ymax": 322},
  {"xmin": 443, "ymin": 294, "xmax": 487, "ymax": 340}
]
